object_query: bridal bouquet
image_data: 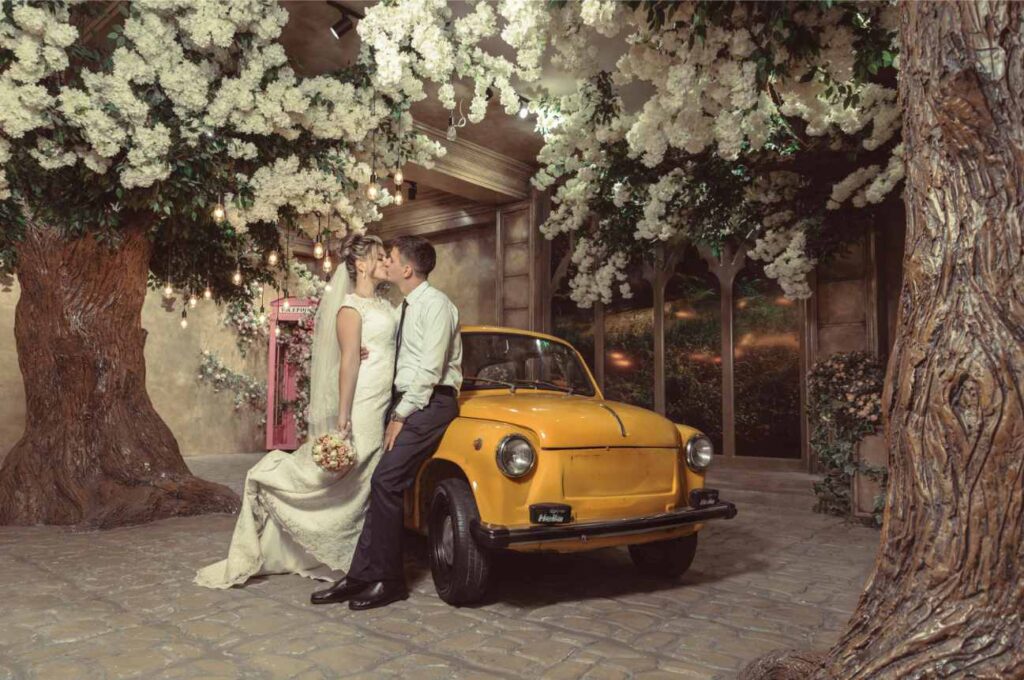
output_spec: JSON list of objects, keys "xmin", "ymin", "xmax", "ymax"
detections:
[{"xmin": 311, "ymin": 432, "xmax": 356, "ymax": 474}]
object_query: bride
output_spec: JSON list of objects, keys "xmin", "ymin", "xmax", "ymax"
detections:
[{"xmin": 196, "ymin": 233, "xmax": 396, "ymax": 589}]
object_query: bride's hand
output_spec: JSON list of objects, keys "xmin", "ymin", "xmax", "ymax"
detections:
[{"xmin": 337, "ymin": 416, "xmax": 352, "ymax": 439}]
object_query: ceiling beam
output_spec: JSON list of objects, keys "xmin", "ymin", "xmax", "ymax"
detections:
[{"xmin": 409, "ymin": 123, "xmax": 534, "ymax": 204}]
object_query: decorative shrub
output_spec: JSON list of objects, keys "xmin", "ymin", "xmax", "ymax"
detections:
[{"xmin": 807, "ymin": 351, "xmax": 886, "ymax": 523}]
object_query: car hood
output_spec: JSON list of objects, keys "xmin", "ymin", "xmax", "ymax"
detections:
[{"xmin": 458, "ymin": 392, "xmax": 681, "ymax": 449}]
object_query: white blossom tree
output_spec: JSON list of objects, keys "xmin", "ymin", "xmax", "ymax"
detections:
[{"xmin": 0, "ymin": 0, "xmax": 443, "ymax": 527}]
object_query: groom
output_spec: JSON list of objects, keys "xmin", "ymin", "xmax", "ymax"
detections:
[{"xmin": 312, "ymin": 235, "xmax": 462, "ymax": 610}]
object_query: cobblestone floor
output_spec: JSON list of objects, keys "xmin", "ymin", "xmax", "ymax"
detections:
[{"xmin": 0, "ymin": 455, "xmax": 879, "ymax": 680}]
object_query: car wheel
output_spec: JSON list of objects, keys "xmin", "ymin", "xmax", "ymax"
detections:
[
  {"xmin": 628, "ymin": 533, "xmax": 698, "ymax": 577},
  {"xmin": 428, "ymin": 478, "xmax": 491, "ymax": 605}
]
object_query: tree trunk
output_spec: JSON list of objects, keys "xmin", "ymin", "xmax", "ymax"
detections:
[
  {"xmin": 744, "ymin": 2, "xmax": 1024, "ymax": 678},
  {"xmin": 0, "ymin": 222, "xmax": 240, "ymax": 528}
]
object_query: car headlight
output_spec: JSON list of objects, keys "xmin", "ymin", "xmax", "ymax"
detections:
[
  {"xmin": 496, "ymin": 434, "xmax": 536, "ymax": 478},
  {"xmin": 685, "ymin": 434, "xmax": 714, "ymax": 471}
]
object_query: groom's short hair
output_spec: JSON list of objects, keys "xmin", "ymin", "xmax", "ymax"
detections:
[{"xmin": 390, "ymin": 235, "xmax": 436, "ymax": 277}]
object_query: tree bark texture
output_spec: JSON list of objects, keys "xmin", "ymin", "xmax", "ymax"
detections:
[
  {"xmin": 745, "ymin": 2, "xmax": 1024, "ymax": 678},
  {"xmin": 0, "ymin": 223, "xmax": 240, "ymax": 528}
]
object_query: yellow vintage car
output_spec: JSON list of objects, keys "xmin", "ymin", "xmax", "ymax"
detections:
[{"xmin": 404, "ymin": 325, "xmax": 737, "ymax": 605}]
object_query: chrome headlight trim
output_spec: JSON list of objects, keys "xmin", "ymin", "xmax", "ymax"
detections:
[
  {"xmin": 495, "ymin": 434, "xmax": 536, "ymax": 479},
  {"xmin": 685, "ymin": 434, "xmax": 714, "ymax": 471}
]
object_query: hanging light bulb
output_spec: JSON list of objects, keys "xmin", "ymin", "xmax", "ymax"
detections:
[
  {"xmin": 282, "ymin": 291, "xmax": 291, "ymax": 311},
  {"xmin": 257, "ymin": 305, "xmax": 266, "ymax": 325},
  {"xmin": 267, "ymin": 250, "xmax": 279, "ymax": 266},
  {"xmin": 188, "ymin": 293, "xmax": 198, "ymax": 308},
  {"xmin": 211, "ymin": 202, "xmax": 226, "ymax": 223},
  {"xmin": 518, "ymin": 103, "xmax": 529, "ymax": 119},
  {"xmin": 232, "ymin": 267, "xmax": 243, "ymax": 286},
  {"xmin": 323, "ymin": 255, "xmax": 333, "ymax": 273},
  {"xmin": 394, "ymin": 168, "xmax": 404, "ymax": 185},
  {"xmin": 446, "ymin": 123, "xmax": 457, "ymax": 142},
  {"xmin": 274, "ymin": 325, "xmax": 281, "ymax": 338},
  {"xmin": 180, "ymin": 309, "xmax": 189, "ymax": 330},
  {"xmin": 394, "ymin": 189, "xmax": 405, "ymax": 207},
  {"xmin": 203, "ymin": 285, "xmax": 213, "ymax": 300},
  {"xmin": 366, "ymin": 173, "xmax": 380, "ymax": 201},
  {"xmin": 313, "ymin": 240, "xmax": 325, "ymax": 259},
  {"xmin": 163, "ymin": 281, "xmax": 173, "ymax": 298},
  {"xmin": 324, "ymin": 282, "xmax": 332, "ymax": 292}
]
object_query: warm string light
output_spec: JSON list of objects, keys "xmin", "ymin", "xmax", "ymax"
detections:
[
  {"xmin": 274, "ymin": 325, "xmax": 281, "ymax": 338},
  {"xmin": 211, "ymin": 196, "xmax": 226, "ymax": 223},
  {"xmin": 394, "ymin": 189, "xmax": 404, "ymax": 206},
  {"xmin": 394, "ymin": 167, "xmax": 404, "ymax": 186},
  {"xmin": 232, "ymin": 265, "xmax": 243, "ymax": 286},
  {"xmin": 163, "ymin": 281, "xmax": 173, "ymax": 298},
  {"xmin": 322, "ymin": 254, "xmax": 333, "ymax": 273},
  {"xmin": 267, "ymin": 250, "xmax": 279, "ymax": 266},
  {"xmin": 203, "ymin": 285, "xmax": 213, "ymax": 300},
  {"xmin": 188, "ymin": 292, "xmax": 198, "ymax": 308},
  {"xmin": 180, "ymin": 308, "xmax": 188, "ymax": 330},
  {"xmin": 366, "ymin": 173, "xmax": 380, "ymax": 201},
  {"xmin": 282, "ymin": 289, "xmax": 291, "ymax": 311},
  {"xmin": 313, "ymin": 239, "xmax": 324, "ymax": 260}
]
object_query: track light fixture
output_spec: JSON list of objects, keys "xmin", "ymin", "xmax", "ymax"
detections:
[{"xmin": 327, "ymin": 1, "xmax": 363, "ymax": 40}]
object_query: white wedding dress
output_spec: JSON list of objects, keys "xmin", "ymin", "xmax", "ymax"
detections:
[{"xmin": 195, "ymin": 290, "xmax": 396, "ymax": 589}]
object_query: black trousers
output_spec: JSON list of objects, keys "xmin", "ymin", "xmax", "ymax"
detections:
[{"xmin": 346, "ymin": 389, "xmax": 459, "ymax": 583}]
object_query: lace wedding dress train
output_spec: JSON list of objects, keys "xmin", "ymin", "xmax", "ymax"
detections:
[{"xmin": 195, "ymin": 293, "xmax": 396, "ymax": 589}]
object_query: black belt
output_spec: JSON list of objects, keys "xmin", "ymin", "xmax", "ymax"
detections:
[{"xmin": 394, "ymin": 385, "xmax": 457, "ymax": 402}]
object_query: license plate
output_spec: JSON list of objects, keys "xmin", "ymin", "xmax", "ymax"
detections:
[
  {"xmin": 689, "ymin": 488, "xmax": 720, "ymax": 508},
  {"xmin": 530, "ymin": 503, "xmax": 572, "ymax": 524}
]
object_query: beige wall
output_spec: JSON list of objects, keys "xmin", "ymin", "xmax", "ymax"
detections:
[
  {"xmin": 1, "ymin": 284, "xmax": 266, "ymax": 462},
  {"xmin": 0, "ymin": 281, "xmax": 26, "ymax": 462},
  {"xmin": 427, "ymin": 225, "xmax": 498, "ymax": 327}
]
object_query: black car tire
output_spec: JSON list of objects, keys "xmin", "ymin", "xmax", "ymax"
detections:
[
  {"xmin": 628, "ymin": 533, "xmax": 698, "ymax": 577},
  {"xmin": 428, "ymin": 478, "xmax": 492, "ymax": 605}
]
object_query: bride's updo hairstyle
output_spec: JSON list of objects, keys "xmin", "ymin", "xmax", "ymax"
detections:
[{"xmin": 340, "ymin": 233, "xmax": 384, "ymax": 282}]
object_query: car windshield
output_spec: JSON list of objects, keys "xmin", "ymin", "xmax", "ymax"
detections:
[{"xmin": 461, "ymin": 332, "xmax": 596, "ymax": 396}]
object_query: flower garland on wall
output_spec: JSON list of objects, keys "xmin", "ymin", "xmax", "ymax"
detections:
[
  {"xmin": 197, "ymin": 259, "xmax": 326, "ymax": 440},
  {"xmin": 807, "ymin": 351, "xmax": 886, "ymax": 525},
  {"xmin": 196, "ymin": 351, "xmax": 267, "ymax": 424}
]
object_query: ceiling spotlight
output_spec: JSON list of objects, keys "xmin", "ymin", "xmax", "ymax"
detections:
[
  {"xmin": 327, "ymin": 1, "xmax": 362, "ymax": 40},
  {"xmin": 330, "ymin": 16, "xmax": 352, "ymax": 39}
]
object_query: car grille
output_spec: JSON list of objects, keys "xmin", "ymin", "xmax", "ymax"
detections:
[{"xmin": 562, "ymin": 448, "xmax": 677, "ymax": 499}]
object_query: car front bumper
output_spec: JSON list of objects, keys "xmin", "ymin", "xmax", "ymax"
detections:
[{"xmin": 470, "ymin": 498, "xmax": 738, "ymax": 549}]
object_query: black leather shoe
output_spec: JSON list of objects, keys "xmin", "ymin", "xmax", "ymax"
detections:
[
  {"xmin": 348, "ymin": 581, "xmax": 408, "ymax": 611},
  {"xmin": 310, "ymin": 576, "xmax": 368, "ymax": 605}
]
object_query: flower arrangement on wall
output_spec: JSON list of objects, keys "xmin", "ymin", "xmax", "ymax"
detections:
[
  {"xmin": 807, "ymin": 351, "xmax": 886, "ymax": 523},
  {"xmin": 197, "ymin": 259, "xmax": 327, "ymax": 441}
]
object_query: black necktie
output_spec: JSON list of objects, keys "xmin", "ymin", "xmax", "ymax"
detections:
[{"xmin": 392, "ymin": 300, "xmax": 408, "ymax": 384}]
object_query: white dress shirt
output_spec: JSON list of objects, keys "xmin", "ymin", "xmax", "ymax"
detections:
[{"xmin": 393, "ymin": 281, "xmax": 462, "ymax": 419}]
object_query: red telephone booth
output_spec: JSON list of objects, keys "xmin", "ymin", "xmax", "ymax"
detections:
[{"xmin": 266, "ymin": 297, "xmax": 315, "ymax": 450}]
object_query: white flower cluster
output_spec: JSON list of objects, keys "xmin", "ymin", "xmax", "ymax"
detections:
[
  {"xmin": 635, "ymin": 169, "xmax": 688, "ymax": 241},
  {"xmin": 521, "ymin": 1, "xmax": 902, "ymax": 304},
  {"xmin": 0, "ymin": 0, "xmax": 448, "ymax": 246},
  {"xmin": 828, "ymin": 143, "xmax": 905, "ymax": 210},
  {"xmin": 568, "ymin": 237, "xmax": 630, "ymax": 308},
  {"xmin": 749, "ymin": 225, "xmax": 816, "ymax": 300}
]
